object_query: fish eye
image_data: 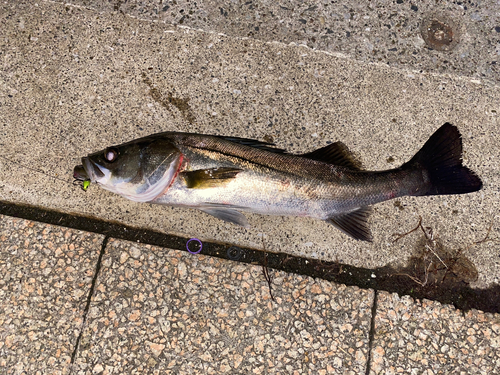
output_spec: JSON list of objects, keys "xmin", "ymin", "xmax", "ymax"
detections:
[{"xmin": 104, "ymin": 148, "xmax": 118, "ymax": 162}]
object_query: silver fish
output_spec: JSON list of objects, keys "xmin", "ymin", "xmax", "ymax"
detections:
[{"xmin": 74, "ymin": 123, "xmax": 482, "ymax": 241}]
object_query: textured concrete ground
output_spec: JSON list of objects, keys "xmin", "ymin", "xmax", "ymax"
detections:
[
  {"xmin": 64, "ymin": 0, "xmax": 500, "ymax": 83},
  {"xmin": 1, "ymin": 214, "xmax": 499, "ymax": 374},
  {"xmin": 75, "ymin": 239, "xmax": 373, "ymax": 374},
  {"xmin": 0, "ymin": 0, "xmax": 498, "ymax": 289},
  {"xmin": 372, "ymin": 293, "xmax": 500, "ymax": 374},
  {"xmin": 1, "ymin": 0, "xmax": 500, "ymax": 373}
]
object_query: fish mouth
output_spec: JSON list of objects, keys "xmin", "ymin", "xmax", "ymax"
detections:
[
  {"xmin": 81, "ymin": 157, "xmax": 105, "ymax": 182},
  {"xmin": 73, "ymin": 165, "xmax": 88, "ymax": 181}
]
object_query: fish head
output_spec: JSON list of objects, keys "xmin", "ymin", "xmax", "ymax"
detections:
[{"xmin": 80, "ymin": 137, "xmax": 182, "ymax": 202}]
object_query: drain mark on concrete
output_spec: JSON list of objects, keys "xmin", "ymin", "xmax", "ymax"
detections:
[{"xmin": 420, "ymin": 13, "xmax": 460, "ymax": 51}]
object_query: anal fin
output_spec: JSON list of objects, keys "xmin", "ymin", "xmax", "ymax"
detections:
[
  {"xmin": 200, "ymin": 208, "xmax": 250, "ymax": 228},
  {"xmin": 328, "ymin": 207, "xmax": 372, "ymax": 241}
]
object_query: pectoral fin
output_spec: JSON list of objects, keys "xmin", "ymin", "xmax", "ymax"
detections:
[
  {"xmin": 182, "ymin": 168, "xmax": 242, "ymax": 188},
  {"xmin": 328, "ymin": 207, "xmax": 372, "ymax": 241},
  {"xmin": 200, "ymin": 208, "xmax": 250, "ymax": 228}
]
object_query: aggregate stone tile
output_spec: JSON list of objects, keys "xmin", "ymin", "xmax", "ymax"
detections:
[
  {"xmin": 0, "ymin": 215, "xmax": 104, "ymax": 375},
  {"xmin": 73, "ymin": 238, "xmax": 374, "ymax": 374},
  {"xmin": 370, "ymin": 292, "xmax": 500, "ymax": 374}
]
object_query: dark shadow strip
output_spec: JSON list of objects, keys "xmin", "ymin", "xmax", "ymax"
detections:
[
  {"xmin": 70, "ymin": 236, "xmax": 109, "ymax": 366},
  {"xmin": 0, "ymin": 200, "xmax": 499, "ymax": 313}
]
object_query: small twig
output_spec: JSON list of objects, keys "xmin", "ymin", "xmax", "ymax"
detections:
[
  {"xmin": 393, "ymin": 273, "xmax": 424, "ymax": 286},
  {"xmin": 281, "ymin": 255, "xmax": 294, "ymax": 266},
  {"xmin": 392, "ymin": 216, "xmax": 423, "ymax": 242},
  {"xmin": 440, "ymin": 219, "xmax": 497, "ymax": 283},
  {"xmin": 425, "ymin": 243, "xmax": 448, "ymax": 269},
  {"xmin": 314, "ymin": 259, "xmax": 339, "ymax": 270},
  {"xmin": 423, "ymin": 226, "xmax": 434, "ymax": 242},
  {"xmin": 262, "ymin": 254, "xmax": 275, "ymax": 302},
  {"xmin": 422, "ymin": 261, "xmax": 432, "ymax": 286},
  {"xmin": 463, "ymin": 220, "xmax": 498, "ymax": 252},
  {"xmin": 314, "ymin": 258, "xmax": 344, "ymax": 276},
  {"xmin": 394, "ymin": 216, "xmax": 498, "ymax": 287},
  {"xmin": 261, "ymin": 239, "xmax": 275, "ymax": 302},
  {"xmin": 394, "ymin": 261, "xmax": 433, "ymax": 287}
]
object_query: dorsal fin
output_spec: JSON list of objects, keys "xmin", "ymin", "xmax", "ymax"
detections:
[
  {"xmin": 301, "ymin": 142, "xmax": 363, "ymax": 170},
  {"xmin": 218, "ymin": 136, "xmax": 287, "ymax": 153}
]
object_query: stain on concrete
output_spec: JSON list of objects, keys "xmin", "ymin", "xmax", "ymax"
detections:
[
  {"xmin": 113, "ymin": 0, "xmax": 124, "ymax": 11},
  {"xmin": 142, "ymin": 72, "xmax": 196, "ymax": 124},
  {"xmin": 395, "ymin": 224, "xmax": 479, "ymax": 286},
  {"xmin": 262, "ymin": 134, "xmax": 275, "ymax": 144},
  {"xmin": 393, "ymin": 200, "xmax": 404, "ymax": 211}
]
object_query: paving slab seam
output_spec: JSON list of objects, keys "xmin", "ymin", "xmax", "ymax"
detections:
[
  {"xmin": 69, "ymin": 236, "xmax": 109, "ymax": 370},
  {"xmin": 364, "ymin": 290, "xmax": 379, "ymax": 375}
]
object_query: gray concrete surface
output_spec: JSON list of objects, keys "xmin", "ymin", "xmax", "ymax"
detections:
[
  {"xmin": 0, "ymin": 0, "xmax": 498, "ymax": 290},
  {"xmin": 0, "ymin": 214, "xmax": 499, "ymax": 374},
  {"xmin": 57, "ymin": 0, "xmax": 500, "ymax": 84}
]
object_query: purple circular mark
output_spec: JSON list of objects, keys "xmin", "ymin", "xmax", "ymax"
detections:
[{"xmin": 186, "ymin": 238, "xmax": 203, "ymax": 254}]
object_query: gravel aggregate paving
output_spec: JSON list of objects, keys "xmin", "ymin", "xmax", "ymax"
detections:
[
  {"xmin": 0, "ymin": 215, "xmax": 499, "ymax": 373},
  {"xmin": 371, "ymin": 291, "xmax": 500, "ymax": 374},
  {"xmin": 0, "ymin": 215, "xmax": 104, "ymax": 374},
  {"xmin": 73, "ymin": 238, "xmax": 374, "ymax": 374}
]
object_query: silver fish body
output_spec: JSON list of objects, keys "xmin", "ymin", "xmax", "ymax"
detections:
[{"xmin": 76, "ymin": 123, "xmax": 482, "ymax": 241}]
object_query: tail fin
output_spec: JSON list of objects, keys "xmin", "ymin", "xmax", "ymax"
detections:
[{"xmin": 406, "ymin": 123, "xmax": 482, "ymax": 196}]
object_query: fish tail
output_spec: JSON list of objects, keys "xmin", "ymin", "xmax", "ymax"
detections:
[{"xmin": 405, "ymin": 123, "xmax": 482, "ymax": 196}]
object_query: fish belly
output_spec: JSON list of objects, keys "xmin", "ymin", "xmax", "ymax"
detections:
[{"xmin": 151, "ymin": 169, "xmax": 337, "ymax": 219}]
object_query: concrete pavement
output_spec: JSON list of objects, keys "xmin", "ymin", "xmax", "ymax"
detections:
[
  {"xmin": 1, "ymin": 214, "xmax": 499, "ymax": 374},
  {"xmin": 1, "ymin": 0, "xmax": 498, "ymax": 286},
  {"xmin": 1, "ymin": 0, "xmax": 499, "ymax": 373}
]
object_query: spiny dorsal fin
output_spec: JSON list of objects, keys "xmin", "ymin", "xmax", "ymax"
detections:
[
  {"xmin": 328, "ymin": 206, "xmax": 372, "ymax": 241},
  {"xmin": 302, "ymin": 142, "xmax": 363, "ymax": 170},
  {"xmin": 182, "ymin": 167, "xmax": 242, "ymax": 189},
  {"xmin": 218, "ymin": 136, "xmax": 287, "ymax": 153}
]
